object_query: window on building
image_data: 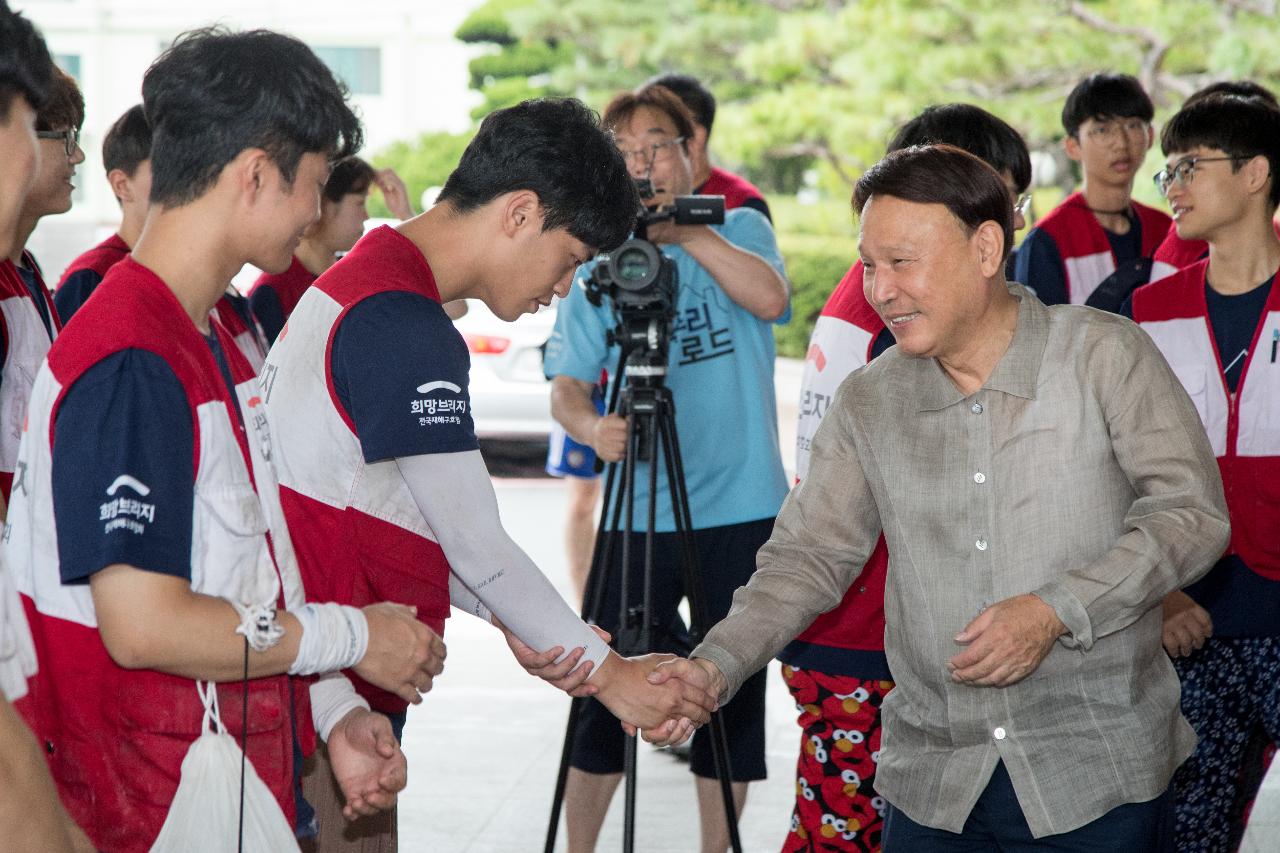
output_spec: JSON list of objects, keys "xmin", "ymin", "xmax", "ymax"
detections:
[
  {"xmin": 53, "ymin": 53, "xmax": 81, "ymax": 81},
  {"xmin": 314, "ymin": 46, "xmax": 381, "ymax": 96}
]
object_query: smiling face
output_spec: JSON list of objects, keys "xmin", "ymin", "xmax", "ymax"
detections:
[
  {"xmin": 0, "ymin": 95, "xmax": 40, "ymax": 257},
  {"xmin": 1161, "ymin": 146, "xmax": 1264, "ymax": 243},
  {"xmin": 242, "ymin": 151, "xmax": 330, "ymax": 275},
  {"xmin": 860, "ymin": 195, "xmax": 1000, "ymax": 360},
  {"xmin": 24, "ymin": 122, "xmax": 84, "ymax": 221},
  {"xmin": 1066, "ymin": 115, "xmax": 1153, "ymax": 190}
]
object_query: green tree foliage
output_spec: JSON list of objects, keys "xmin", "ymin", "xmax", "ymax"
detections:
[{"xmin": 366, "ymin": 131, "xmax": 473, "ymax": 219}]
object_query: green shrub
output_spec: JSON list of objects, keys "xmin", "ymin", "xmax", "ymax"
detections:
[{"xmin": 775, "ymin": 233, "xmax": 856, "ymax": 359}]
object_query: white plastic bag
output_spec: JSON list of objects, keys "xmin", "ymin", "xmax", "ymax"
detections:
[{"xmin": 149, "ymin": 681, "xmax": 301, "ymax": 853}]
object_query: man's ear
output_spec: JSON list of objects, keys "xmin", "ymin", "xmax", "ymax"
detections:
[
  {"xmin": 107, "ymin": 168, "xmax": 134, "ymax": 204},
  {"xmin": 231, "ymin": 148, "xmax": 272, "ymax": 206},
  {"xmin": 501, "ymin": 189, "xmax": 542, "ymax": 238},
  {"xmin": 689, "ymin": 123, "xmax": 709, "ymax": 158},
  {"xmin": 1243, "ymin": 154, "xmax": 1273, "ymax": 200},
  {"xmin": 1063, "ymin": 134, "xmax": 1083, "ymax": 163},
  {"xmin": 973, "ymin": 220, "xmax": 1006, "ymax": 279}
]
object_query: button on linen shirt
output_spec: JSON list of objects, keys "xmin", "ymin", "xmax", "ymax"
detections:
[{"xmin": 694, "ymin": 285, "xmax": 1230, "ymax": 838}]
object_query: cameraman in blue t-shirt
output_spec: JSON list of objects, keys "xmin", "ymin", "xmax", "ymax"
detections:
[{"xmin": 544, "ymin": 83, "xmax": 790, "ymax": 853}]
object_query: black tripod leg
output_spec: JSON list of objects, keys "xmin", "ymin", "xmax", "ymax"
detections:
[{"xmin": 657, "ymin": 397, "xmax": 744, "ymax": 853}]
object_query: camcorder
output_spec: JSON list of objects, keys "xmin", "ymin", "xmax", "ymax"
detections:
[{"xmin": 583, "ymin": 178, "xmax": 725, "ymax": 387}]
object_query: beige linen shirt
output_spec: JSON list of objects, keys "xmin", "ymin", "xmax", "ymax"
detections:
[{"xmin": 693, "ymin": 285, "xmax": 1229, "ymax": 838}]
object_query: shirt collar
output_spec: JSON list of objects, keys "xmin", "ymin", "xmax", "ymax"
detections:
[{"xmin": 912, "ymin": 283, "xmax": 1047, "ymax": 412}]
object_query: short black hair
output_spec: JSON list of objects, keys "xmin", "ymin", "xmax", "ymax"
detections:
[
  {"xmin": 103, "ymin": 104, "xmax": 151, "ymax": 177},
  {"xmin": 1185, "ymin": 79, "xmax": 1279, "ymax": 110},
  {"xmin": 36, "ymin": 67, "xmax": 83, "ymax": 132},
  {"xmin": 1161, "ymin": 94, "xmax": 1280, "ymax": 207},
  {"xmin": 855, "ymin": 144, "xmax": 1014, "ymax": 263},
  {"xmin": 888, "ymin": 104, "xmax": 1031, "ymax": 193},
  {"xmin": 142, "ymin": 26, "xmax": 362, "ymax": 208},
  {"xmin": 324, "ymin": 155, "xmax": 375, "ymax": 203},
  {"xmin": 0, "ymin": 1, "xmax": 53, "ymax": 120},
  {"xmin": 644, "ymin": 72, "xmax": 715, "ymax": 135},
  {"xmin": 1061, "ymin": 73, "xmax": 1154, "ymax": 138},
  {"xmin": 437, "ymin": 98, "xmax": 638, "ymax": 252}
]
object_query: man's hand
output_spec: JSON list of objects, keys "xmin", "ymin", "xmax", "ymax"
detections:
[
  {"xmin": 1162, "ymin": 590, "xmax": 1212, "ymax": 658},
  {"xmin": 354, "ymin": 603, "xmax": 446, "ymax": 705},
  {"xmin": 374, "ymin": 168, "xmax": 413, "ymax": 221},
  {"xmin": 948, "ymin": 594, "xmax": 1064, "ymax": 688},
  {"xmin": 592, "ymin": 653, "xmax": 718, "ymax": 732},
  {"xmin": 631, "ymin": 657, "xmax": 727, "ymax": 746},
  {"xmin": 643, "ymin": 220, "xmax": 704, "ymax": 247},
  {"xmin": 326, "ymin": 708, "xmax": 407, "ymax": 820},
  {"xmin": 499, "ymin": 618, "xmax": 611, "ymax": 697},
  {"xmin": 591, "ymin": 414, "xmax": 628, "ymax": 463}
]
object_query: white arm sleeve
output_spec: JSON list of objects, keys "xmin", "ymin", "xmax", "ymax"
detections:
[
  {"xmin": 449, "ymin": 572, "xmax": 492, "ymax": 622},
  {"xmin": 396, "ymin": 450, "xmax": 610, "ymax": 677},
  {"xmin": 309, "ymin": 672, "xmax": 369, "ymax": 742}
]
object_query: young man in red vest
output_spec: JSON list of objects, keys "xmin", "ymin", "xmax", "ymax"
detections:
[
  {"xmin": 1015, "ymin": 73, "xmax": 1170, "ymax": 313},
  {"xmin": 54, "ymin": 104, "xmax": 150, "ymax": 323},
  {"xmin": 785, "ymin": 103, "xmax": 1030, "ymax": 853},
  {"xmin": 1127, "ymin": 93, "xmax": 1280, "ymax": 853},
  {"xmin": 0, "ymin": 4, "xmax": 94, "ymax": 849},
  {"xmin": 0, "ymin": 67, "xmax": 79, "ymax": 512},
  {"xmin": 7, "ymin": 28, "xmax": 445, "ymax": 853},
  {"xmin": 261, "ymin": 97, "xmax": 718, "ymax": 850}
]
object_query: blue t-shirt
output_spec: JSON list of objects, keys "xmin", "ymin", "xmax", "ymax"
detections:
[
  {"xmin": 544, "ymin": 207, "xmax": 790, "ymax": 532},
  {"xmin": 330, "ymin": 290, "xmax": 479, "ymax": 463},
  {"xmin": 53, "ymin": 269, "xmax": 103, "ymax": 324},
  {"xmin": 51, "ymin": 350, "xmax": 196, "ymax": 584}
]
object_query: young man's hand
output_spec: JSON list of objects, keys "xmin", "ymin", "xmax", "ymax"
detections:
[
  {"xmin": 591, "ymin": 414, "xmax": 628, "ymax": 463},
  {"xmin": 1161, "ymin": 590, "xmax": 1212, "ymax": 658},
  {"xmin": 354, "ymin": 603, "xmax": 446, "ymax": 705},
  {"xmin": 626, "ymin": 656, "xmax": 727, "ymax": 746},
  {"xmin": 591, "ymin": 653, "xmax": 718, "ymax": 732},
  {"xmin": 374, "ymin": 168, "xmax": 413, "ymax": 221},
  {"xmin": 498, "ymin": 617, "xmax": 610, "ymax": 697},
  {"xmin": 326, "ymin": 707, "xmax": 407, "ymax": 819}
]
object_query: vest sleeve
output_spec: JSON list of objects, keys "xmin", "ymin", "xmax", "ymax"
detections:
[
  {"xmin": 52, "ymin": 349, "xmax": 195, "ymax": 584},
  {"xmin": 331, "ymin": 291, "xmax": 479, "ymax": 463},
  {"xmin": 53, "ymin": 269, "xmax": 103, "ymax": 326}
]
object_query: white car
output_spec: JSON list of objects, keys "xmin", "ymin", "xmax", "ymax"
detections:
[{"xmin": 453, "ymin": 298, "xmax": 559, "ymax": 439}]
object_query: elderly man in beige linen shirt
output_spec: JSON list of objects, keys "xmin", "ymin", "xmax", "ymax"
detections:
[{"xmin": 640, "ymin": 144, "xmax": 1230, "ymax": 850}]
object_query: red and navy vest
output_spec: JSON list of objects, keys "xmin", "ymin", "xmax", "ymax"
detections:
[
  {"xmin": 699, "ymin": 167, "xmax": 766, "ymax": 212},
  {"xmin": 0, "ymin": 253, "xmax": 59, "ymax": 499},
  {"xmin": 262, "ymin": 226, "xmax": 452, "ymax": 714},
  {"xmin": 1131, "ymin": 259, "xmax": 1280, "ymax": 580},
  {"xmin": 787, "ymin": 260, "xmax": 889, "ymax": 659},
  {"xmin": 56, "ymin": 233, "xmax": 130, "ymax": 286},
  {"xmin": 211, "ymin": 290, "xmax": 268, "ymax": 374},
  {"xmin": 249, "ymin": 256, "xmax": 317, "ymax": 324},
  {"xmin": 1035, "ymin": 192, "xmax": 1171, "ymax": 304},
  {"xmin": 8, "ymin": 259, "xmax": 311, "ymax": 853}
]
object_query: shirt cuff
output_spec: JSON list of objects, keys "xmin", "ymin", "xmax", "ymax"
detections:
[
  {"xmin": 690, "ymin": 642, "xmax": 743, "ymax": 705},
  {"xmin": 1033, "ymin": 581, "xmax": 1094, "ymax": 651}
]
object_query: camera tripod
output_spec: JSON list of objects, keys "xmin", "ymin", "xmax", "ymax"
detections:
[{"xmin": 542, "ymin": 354, "xmax": 743, "ymax": 853}]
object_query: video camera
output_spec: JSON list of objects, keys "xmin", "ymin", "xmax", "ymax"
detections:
[{"xmin": 583, "ymin": 180, "xmax": 725, "ymax": 387}]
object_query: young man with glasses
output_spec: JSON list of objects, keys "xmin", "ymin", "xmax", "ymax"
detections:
[
  {"xmin": 1125, "ymin": 93, "xmax": 1280, "ymax": 853},
  {"xmin": 544, "ymin": 83, "xmax": 790, "ymax": 853},
  {"xmin": 786, "ymin": 103, "xmax": 1032, "ymax": 853},
  {"xmin": 0, "ymin": 66, "xmax": 80, "ymax": 513},
  {"xmin": 54, "ymin": 104, "xmax": 150, "ymax": 323},
  {"xmin": 1014, "ymin": 73, "xmax": 1171, "ymax": 312}
]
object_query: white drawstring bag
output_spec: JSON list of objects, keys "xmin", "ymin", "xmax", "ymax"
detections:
[{"xmin": 149, "ymin": 680, "xmax": 301, "ymax": 853}]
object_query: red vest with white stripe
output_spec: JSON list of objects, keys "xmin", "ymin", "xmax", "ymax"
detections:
[
  {"xmin": 1036, "ymin": 192, "xmax": 1171, "ymax": 305},
  {"xmin": 1150, "ymin": 230, "xmax": 1208, "ymax": 284},
  {"xmin": 1131, "ymin": 259, "xmax": 1280, "ymax": 580},
  {"xmin": 211, "ymin": 292, "xmax": 267, "ymax": 374},
  {"xmin": 261, "ymin": 226, "xmax": 451, "ymax": 714},
  {"xmin": 56, "ymin": 233, "xmax": 130, "ymax": 285},
  {"xmin": 7, "ymin": 259, "xmax": 311, "ymax": 853},
  {"xmin": 0, "ymin": 255, "xmax": 59, "ymax": 500},
  {"xmin": 249, "ymin": 256, "xmax": 317, "ymax": 322},
  {"xmin": 699, "ymin": 167, "xmax": 766, "ymax": 212},
  {"xmin": 791, "ymin": 261, "xmax": 889, "ymax": 653}
]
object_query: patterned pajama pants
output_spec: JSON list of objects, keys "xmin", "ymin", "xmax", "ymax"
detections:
[
  {"xmin": 781, "ymin": 665, "xmax": 894, "ymax": 853},
  {"xmin": 1173, "ymin": 636, "xmax": 1280, "ymax": 853}
]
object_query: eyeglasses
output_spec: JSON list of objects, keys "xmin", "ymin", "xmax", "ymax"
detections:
[
  {"xmin": 1014, "ymin": 193, "xmax": 1032, "ymax": 219},
  {"xmin": 36, "ymin": 128, "xmax": 80, "ymax": 158},
  {"xmin": 1084, "ymin": 118, "xmax": 1150, "ymax": 142},
  {"xmin": 616, "ymin": 137, "xmax": 686, "ymax": 168},
  {"xmin": 1152, "ymin": 156, "xmax": 1240, "ymax": 196}
]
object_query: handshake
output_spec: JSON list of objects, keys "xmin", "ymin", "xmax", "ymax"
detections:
[{"xmin": 503, "ymin": 624, "xmax": 729, "ymax": 745}]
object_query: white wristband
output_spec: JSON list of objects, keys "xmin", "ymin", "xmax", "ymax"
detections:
[
  {"xmin": 289, "ymin": 603, "xmax": 369, "ymax": 676},
  {"xmin": 310, "ymin": 673, "xmax": 371, "ymax": 742}
]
